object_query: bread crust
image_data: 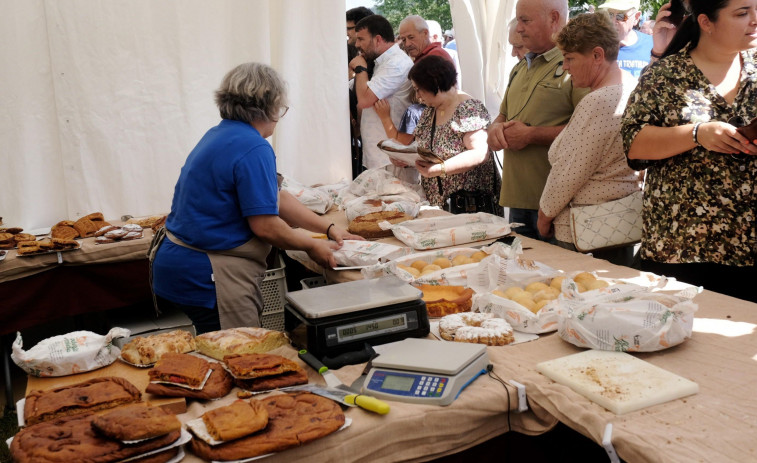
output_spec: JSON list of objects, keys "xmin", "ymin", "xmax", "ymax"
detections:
[
  {"xmin": 92, "ymin": 403, "xmax": 181, "ymax": 441},
  {"xmin": 146, "ymin": 362, "xmax": 232, "ymax": 399},
  {"xmin": 148, "ymin": 353, "xmax": 210, "ymax": 389},
  {"xmin": 10, "ymin": 412, "xmax": 180, "ymax": 463},
  {"xmin": 120, "ymin": 330, "xmax": 195, "ymax": 366},
  {"xmin": 195, "ymin": 327, "xmax": 289, "ymax": 361},
  {"xmin": 235, "ymin": 368, "xmax": 309, "ymax": 392},
  {"xmin": 189, "ymin": 392, "xmax": 345, "ymax": 461},
  {"xmin": 24, "ymin": 377, "xmax": 142, "ymax": 426},
  {"xmin": 202, "ymin": 399, "xmax": 269, "ymax": 441},
  {"xmin": 223, "ymin": 353, "xmax": 300, "ymax": 379},
  {"xmin": 347, "ymin": 211, "xmax": 412, "ymax": 239}
]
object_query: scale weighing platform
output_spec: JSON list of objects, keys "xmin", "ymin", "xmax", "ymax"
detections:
[
  {"xmin": 363, "ymin": 338, "xmax": 490, "ymax": 406},
  {"xmin": 285, "ymin": 276, "xmax": 430, "ymax": 362}
]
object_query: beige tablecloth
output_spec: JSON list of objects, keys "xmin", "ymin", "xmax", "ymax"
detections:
[{"xmin": 0, "ymin": 227, "xmax": 153, "ymax": 283}]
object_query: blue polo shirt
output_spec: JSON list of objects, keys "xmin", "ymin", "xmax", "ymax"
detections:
[
  {"xmin": 617, "ymin": 32, "xmax": 653, "ymax": 79},
  {"xmin": 152, "ymin": 119, "xmax": 279, "ymax": 308}
]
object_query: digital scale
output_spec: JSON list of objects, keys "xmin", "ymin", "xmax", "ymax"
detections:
[
  {"xmin": 363, "ymin": 338, "xmax": 490, "ymax": 406},
  {"xmin": 284, "ymin": 276, "xmax": 430, "ymax": 364}
]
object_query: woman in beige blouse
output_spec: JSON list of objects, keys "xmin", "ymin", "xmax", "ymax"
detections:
[{"xmin": 536, "ymin": 12, "xmax": 640, "ymax": 266}]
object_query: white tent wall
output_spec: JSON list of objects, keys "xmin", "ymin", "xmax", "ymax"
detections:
[
  {"xmin": 450, "ymin": 0, "xmax": 517, "ymax": 120},
  {"xmin": 0, "ymin": 0, "xmax": 350, "ymax": 229}
]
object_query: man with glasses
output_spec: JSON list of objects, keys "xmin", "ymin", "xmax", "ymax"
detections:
[
  {"xmin": 598, "ymin": 0, "xmax": 653, "ymax": 78},
  {"xmin": 350, "ymin": 14, "xmax": 415, "ymax": 181}
]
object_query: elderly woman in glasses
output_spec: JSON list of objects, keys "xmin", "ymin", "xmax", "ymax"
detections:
[
  {"xmin": 536, "ymin": 12, "xmax": 640, "ymax": 266},
  {"xmin": 622, "ymin": 0, "xmax": 757, "ymax": 301},
  {"xmin": 152, "ymin": 62, "xmax": 361, "ymax": 333}
]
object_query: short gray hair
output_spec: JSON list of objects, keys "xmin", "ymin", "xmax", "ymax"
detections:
[
  {"xmin": 400, "ymin": 15, "xmax": 429, "ymax": 33},
  {"xmin": 214, "ymin": 62, "xmax": 288, "ymax": 124}
]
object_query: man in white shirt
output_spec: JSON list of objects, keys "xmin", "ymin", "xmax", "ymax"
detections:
[{"xmin": 350, "ymin": 15, "xmax": 414, "ymax": 177}]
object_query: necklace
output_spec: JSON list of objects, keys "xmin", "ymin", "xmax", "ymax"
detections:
[{"xmin": 436, "ymin": 94, "xmax": 457, "ymax": 118}]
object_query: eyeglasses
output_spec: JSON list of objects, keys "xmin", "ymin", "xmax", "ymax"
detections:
[
  {"xmin": 608, "ymin": 9, "xmax": 634, "ymax": 22},
  {"xmin": 275, "ymin": 106, "xmax": 289, "ymax": 120}
]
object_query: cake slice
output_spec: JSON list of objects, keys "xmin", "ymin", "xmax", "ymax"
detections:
[
  {"xmin": 223, "ymin": 353, "xmax": 300, "ymax": 379},
  {"xmin": 202, "ymin": 399, "xmax": 269, "ymax": 442},
  {"xmin": 24, "ymin": 377, "xmax": 142, "ymax": 426},
  {"xmin": 148, "ymin": 352, "xmax": 210, "ymax": 389}
]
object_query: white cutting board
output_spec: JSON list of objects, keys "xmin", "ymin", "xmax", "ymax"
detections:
[{"xmin": 536, "ymin": 350, "xmax": 698, "ymax": 415}]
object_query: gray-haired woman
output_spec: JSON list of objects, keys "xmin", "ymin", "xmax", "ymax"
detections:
[{"xmin": 152, "ymin": 62, "xmax": 362, "ymax": 333}]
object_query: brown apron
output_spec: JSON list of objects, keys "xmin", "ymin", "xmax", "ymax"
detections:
[{"xmin": 157, "ymin": 230, "xmax": 271, "ymax": 329}]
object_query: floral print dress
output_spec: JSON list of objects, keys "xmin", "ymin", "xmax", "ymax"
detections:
[
  {"xmin": 414, "ymin": 98, "xmax": 502, "ymax": 213},
  {"xmin": 621, "ymin": 46, "xmax": 757, "ymax": 266}
]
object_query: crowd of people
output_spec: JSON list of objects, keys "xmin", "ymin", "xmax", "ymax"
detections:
[{"xmin": 152, "ymin": 0, "xmax": 757, "ymax": 332}]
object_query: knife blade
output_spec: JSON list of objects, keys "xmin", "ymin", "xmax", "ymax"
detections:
[{"xmin": 298, "ymin": 349, "xmax": 390, "ymax": 415}]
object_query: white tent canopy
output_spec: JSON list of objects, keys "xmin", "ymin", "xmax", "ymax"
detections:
[{"xmin": 1, "ymin": 0, "xmax": 515, "ymax": 229}]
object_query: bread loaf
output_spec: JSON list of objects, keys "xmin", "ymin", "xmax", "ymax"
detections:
[{"xmin": 195, "ymin": 327, "xmax": 289, "ymax": 361}]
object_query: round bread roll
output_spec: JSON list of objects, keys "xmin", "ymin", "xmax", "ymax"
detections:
[
  {"xmin": 512, "ymin": 293, "xmax": 537, "ymax": 313},
  {"xmin": 585, "ymin": 279, "xmax": 610, "ymax": 290},
  {"xmin": 532, "ymin": 288, "xmax": 559, "ymax": 302},
  {"xmin": 575, "ymin": 281, "xmax": 588, "ymax": 292},
  {"xmin": 432, "ymin": 257, "xmax": 452, "ymax": 269},
  {"xmin": 451, "ymin": 254, "xmax": 470, "ymax": 267},
  {"xmin": 550, "ymin": 276, "xmax": 566, "ymax": 290},
  {"xmin": 492, "ymin": 289, "xmax": 508, "ymax": 298},
  {"xmin": 574, "ymin": 272, "xmax": 596, "ymax": 283},
  {"xmin": 502, "ymin": 287, "xmax": 525, "ymax": 299},
  {"xmin": 411, "ymin": 260, "xmax": 429, "ymax": 271},
  {"xmin": 471, "ymin": 251, "xmax": 488, "ymax": 262},
  {"xmin": 525, "ymin": 282, "xmax": 550, "ymax": 294},
  {"xmin": 534, "ymin": 299, "xmax": 550, "ymax": 312},
  {"xmin": 420, "ymin": 264, "xmax": 442, "ymax": 275}
]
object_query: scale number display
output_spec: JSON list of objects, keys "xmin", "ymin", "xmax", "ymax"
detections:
[
  {"xmin": 368, "ymin": 370, "xmax": 447, "ymax": 398},
  {"xmin": 336, "ymin": 313, "xmax": 408, "ymax": 343}
]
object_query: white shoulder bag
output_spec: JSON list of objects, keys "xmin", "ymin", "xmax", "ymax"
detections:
[{"xmin": 569, "ymin": 191, "xmax": 643, "ymax": 252}]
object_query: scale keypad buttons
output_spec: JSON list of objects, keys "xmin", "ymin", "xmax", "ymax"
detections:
[{"xmin": 367, "ymin": 370, "xmax": 448, "ymax": 398}]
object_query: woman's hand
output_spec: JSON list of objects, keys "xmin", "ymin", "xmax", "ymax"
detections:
[
  {"xmin": 328, "ymin": 226, "xmax": 364, "ymax": 244},
  {"xmin": 697, "ymin": 122, "xmax": 757, "ymax": 155},
  {"xmin": 652, "ymin": 3, "xmax": 678, "ymax": 57},
  {"xmin": 374, "ymin": 99, "xmax": 391, "ymax": 120},
  {"xmin": 415, "ymin": 160, "xmax": 442, "ymax": 178},
  {"xmin": 305, "ymin": 239, "xmax": 340, "ymax": 269},
  {"xmin": 537, "ymin": 209, "xmax": 555, "ymax": 239}
]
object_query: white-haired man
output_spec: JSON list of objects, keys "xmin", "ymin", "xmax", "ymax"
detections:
[
  {"xmin": 598, "ymin": 0, "xmax": 652, "ymax": 78},
  {"xmin": 398, "ymin": 15, "xmax": 453, "ymax": 63},
  {"xmin": 487, "ymin": 0, "xmax": 587, "ymax": 240}
]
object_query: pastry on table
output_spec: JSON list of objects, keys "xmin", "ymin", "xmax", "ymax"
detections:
[
  {"xmin": 148, "ymin": 352, "xmax": 210, "ymax": 389},
  {"xmin": 51, "ymin": 221, "xmax": 79, "ymax": 240},
  {"xmin": 189, "ymin": 392, "xmax": 345, "ymax": 461},
  {"xmin": 10, "ymin": 412, "xmax": 180, "ymax": 463},
  {"xmin": 235, "ymin": 368, "xmax": 308, "ymax": 392},
  {"xmin": 195, "ymin": 327, "xmax": 290, "ymax": 361},
  {"xmin": 201, "ymin": 399, "xmax": 269, "ymax": 442},
  {"xmin": 92, "ymin": 403, "xmax": 181, "ymax": 441},
  {"xmin": 223, "ymin": 353, "xmax": 301, "ymax": 379},
  {"xmin": 146, "ymin": 362, "xmax": 233, "ymax": 399},
  {"xmin": 419, "ymin": 284, "xmax": 474, "ymax": 317},
  {"xmin": 120, "ymin": 329, "xmax": 196, "ymax": 366},
  {"xmin": 347, "ymin": 210, "xmax": 412, "ymax": 239},
  {"xmin": 438, "ymin": 312, "xmax": 515, "ymax": 346},
  {"xmin": 0, "ymin": 232, "xmax": 14, "ymax": 249},
  {"xmin": 23, "ymin": 376, "xmax": 142, "ymax": 426}
]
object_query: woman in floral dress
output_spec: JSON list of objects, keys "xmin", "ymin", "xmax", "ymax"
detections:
[
  {"xmin": 622, "ymin": 0, "xmax": 757, "ymax": 301},
  {"xmin": 382, "ymin": 55, "xmax": 502, "ymax": 213}
]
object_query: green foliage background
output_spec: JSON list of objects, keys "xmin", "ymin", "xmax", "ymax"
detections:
[
  {"xmin": 374, "ymin": 0, "xmax": 453, "ymax": 31},
  {"xmin": 372, "ymin": 0, "xmax": 670, "ymax": 32}
]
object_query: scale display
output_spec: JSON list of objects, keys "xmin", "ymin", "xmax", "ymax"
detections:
[{"xmin": 336, "ymin": 313, "xmax": 408, "ymax": 343}]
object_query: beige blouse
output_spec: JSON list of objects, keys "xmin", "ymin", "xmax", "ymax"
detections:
[{"xmin": 540, "ymin": 73, "xmax": 640, "ymax": 243}]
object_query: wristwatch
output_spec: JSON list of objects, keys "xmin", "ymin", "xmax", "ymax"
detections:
[{"xmin": 354, "ymin": 65, "xmax": 368, "ymax": 74}]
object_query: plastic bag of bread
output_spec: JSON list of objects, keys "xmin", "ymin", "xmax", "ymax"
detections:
[
  {"xmin": 338, "ymin": 167, "xmax": 424, "ymax": 199},
  {"xmin": 331, "ymin": 240, "xmax": 409, "ymax": 267},
  {"xmin": 388, "ymin": 212, "xmax": 513, "ymax": 250},
  {"xmin": 280, "ymin": 175, "xmax": 334, "ymax": 215},
  {"xmin": 342, "ymin": 194, "xmax": 423, "ymax": 223},
  {"xmin": 361, "ymin": 241, "xmax": 520, "ymax": 286},
  {"xmin": 554, "ymin": 279, "xmax": 698, "ymax": 352},
  {"xmin": 11, "ymin": 328, "xmax": 130, "ymax": 377}
]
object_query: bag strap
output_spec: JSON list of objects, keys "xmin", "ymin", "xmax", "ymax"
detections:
[{"xmin": 430, "ymin": 109, "xmax": 443, "ymax": 196}]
